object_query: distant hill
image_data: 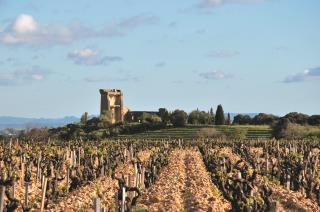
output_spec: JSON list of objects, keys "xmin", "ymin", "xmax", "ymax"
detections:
[{"xmin": 0, "ymin": 116, "xmax": 79, "ymax": 130}]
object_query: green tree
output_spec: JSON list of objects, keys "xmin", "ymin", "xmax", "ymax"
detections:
[
  {"xmin": 80, "ymin": 112, "xmax": 88, "ymax": 124},
  {"xmin": 209, "ymin": 107, "xmax": 215, "ymax": 124},
  {"xmin": 188, "ymin": 110, "xmax": 201, "ymax": 125},
  {"xmin": 233, "ymin": 114, "xmax": 252, "ymax": 125},
  {"xmin": 284, "ymin": 112, "xmax": 309, "ymax": 125},
  {"xmin": 158, "ymin": 108, "xmax": 170, "ymax": 124},
  {"xmin": 170, "ymin": 109, "xmax": 188, "ymax": 127},
  {"xmin": 215, "ymin": 104, "xmax": 225, "ymax": 125},
  {"xmin": 226, "ymin": 113, "xmax": 231, "ymax": 125},
  {"xmin": 251, "ymin": 113, "xmax": 278, "ymax": 125},
  {"xmin": 308, "ymin": 115, "xmax": 320, "ymax": 126},
  {"xmin": 188, "ymin": 110, "xmax": 212, "ymax": 125},
  {"xmin": 139, "ymin": 112, "xmax": 162, "ymax": 123}
]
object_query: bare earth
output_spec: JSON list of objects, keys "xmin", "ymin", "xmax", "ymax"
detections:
[{"xmin": 138, "ymin": 148, "xmax": 231, "ymax": 212}]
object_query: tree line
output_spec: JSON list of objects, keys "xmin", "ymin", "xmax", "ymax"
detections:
[
  {"xmin": 233, "ymin": 112, "xmax": 320, "ymax": 126},
  {"xmin": 3, "ymin": 105, "xmax": 319, "ymax": 141}
]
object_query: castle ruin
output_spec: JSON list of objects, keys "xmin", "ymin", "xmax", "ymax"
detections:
[
  {"xmin": 99, "ymin": 89, "xmax": 127, "ymax": 123},
  {"xmin": 100, "ymin": 88, "xmax": 160, "ymax": 123}
]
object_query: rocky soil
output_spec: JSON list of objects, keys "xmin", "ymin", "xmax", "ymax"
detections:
[{"xmin": 137, "ymin": 148, "xmax": 231, "ymax": 212}]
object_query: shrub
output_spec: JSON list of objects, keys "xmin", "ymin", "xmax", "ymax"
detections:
[
  {"xmin": 307, "ymin": 130, "xmax": 320, "ymax": 138},
  {"xmin": 88, "ymin": 130, "xmax": 104, "ymax": 140},
  {"xmin": 100, "ymin": 110, "xmax": 113, "ymax": 124},
  {"xmin": 197, "ymin": 128, "xmax": 224, "ymax": 139},
  {"xmin": 272, "ymin": 118, "xmax": 290, "ymax": 139},
  {"xmin": 84, "ymin": 117, "xmax": 110, "ymax": 132},
  {"xmin": 280, "ymin": 124, "xmax": 305, "ymax": 139},
  {"xmin": 109, "ymin": 127, "xmax": 120, "ymax": 136},
  {"xmin": 272, "ymin": 118, "xmax": 305, "ymax": 139},
  {"xmin": 22, "ymin": 127, "xmax": 50, "ymax": 141},
  {"xmin": 232, "ymin": 128, "xmax": 248, "ymax": 139}
]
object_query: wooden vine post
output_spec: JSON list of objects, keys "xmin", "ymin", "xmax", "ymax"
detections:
[
  {"xmin": 66, "ymin": 167, "xmax": 70, "ymax": 193},
  {"xmin": 0, "ymin": 186, "xmax": 5, "ymax": 212},
  {"xmin": 12, "ymin": 180, "xmax": 15, "ymax": 198},
  {"xmin": 286, "ymin": 174, "xmax": 291, "ymax": 190},
  {"xmin": 94, "ymin": 197, "xmax": 101, "ymax": 212},
  {"xmin": 134, "ymin": 162, "xmax": 138, "ymax": 195},
  {"xmin": 36, "ymin": 155, "xmax": 41, "ymax": 183},
  {"xmin": 124, "ymin": 149, "xmax": 127, "ymax": 162},
  {"xmin": 141, "ymin": 166, "xmax": 145, "ymax": 189},
  {"xmin": 130, "ymin": 144, "xmax": 134, "ymax": 160},
  {"xmin": 40, "ymin": 177, "xmax": 48, "ymax": 212},
  {"xmin": 20, "ymin": 156, "xmax": 25, "ymax": 186},
  {"xmin": 100, "ymin": 156, "xmax": 104, "ymax": 176},
  {"xmin": 24, "ymin": 182, "xmax": 30, "ymax": 208},
  {"xmin": 114, "ymin": 191, "xmax": 119, "ymax": 211},
  {"xmin": 78, "ymin": 147, "xmax": 81, "ymax": 167},
  {"xmin": 266, "ymin": 151, "xmax": 269, "ymax": 175},
  {"xmin": 121, "ymin": 186, "xmax": 126, "ymax": 212},
  {"xmin": 73, "ymin": 150, "xmax": 77, "ymax": 167},
  {"xmin": 238, "ymin": 172, "xmax": 242, "ymax": 180}
]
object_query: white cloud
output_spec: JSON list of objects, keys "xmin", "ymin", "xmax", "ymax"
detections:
[
  {"xmin": 0, "ymin": 15, "xmax": 78, "ymax": 45},
  {"xmin": 70, "ymin": 48, "xmax": 97, "ymax": 58},
  {"xmin": 13, "ymin": 14, "xmax": 38, "ymax": 33},
  {"xmin": 68, "ymin": 48, "xmax": 122, "ymax": 66},
  {"xmin": 199, "ymin": 70, "xmax": 232, "ymax": 80},
  {"xmin": 118, "ymin": 15, "xmax": 158, "ymax": 29},
  {"xmin": 31, "ymin": 74, "xmax": 44, "ymax": 81},
  {"xmin": 202, "ymin": 0, "xmax": 224, "ymax": 7},
  {"xmin": 84, "ymin": 74, "xmax": 139, "ymax": 83},
  {"xmin": 284, "ymin": 67, "xmax": 320, "ymax": 83},
  {"xmin": 199, "ymin": 0, "xmax": 269, "ymax": 8},
  {"xmin": 207, "ymin": 50, "xmax": 240, "ymax": 58},
  {"xmin": 0, "ymin": 66, "xmax": 49, "ymax": 86},
  {"xmin": 0, "ymin": 14, "xmax": 157, "ymax": 46}
]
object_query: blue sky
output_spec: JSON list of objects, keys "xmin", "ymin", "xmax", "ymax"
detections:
[{"xmin": 0, "ymin": 0, "xmax": 319, "ymax": 118}]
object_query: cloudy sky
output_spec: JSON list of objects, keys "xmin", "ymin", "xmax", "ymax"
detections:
[{"xmin": 0, "ymin": 0, "xmax": 319, "ymax": 118}]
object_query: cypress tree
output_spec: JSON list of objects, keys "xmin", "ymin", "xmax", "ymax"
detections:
[
  {"xmin": 80, "ymin": 112, "xmax": 88, "ymax": 124},
  {"xmin": 226, "ymin": 113, "xmax": 231, "ymax": 125},
  {"xmin": 210, "ymin": 107, "xmax": 215, "ymax": 124},
  {"xmin": 215, "ymin": 104, "xmax": 225, "ymax": 125}
]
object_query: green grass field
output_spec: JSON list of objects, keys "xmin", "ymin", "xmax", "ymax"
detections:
[{"xmin": 117, "ymin": 125, "xmax": 272, "ymax": 140}]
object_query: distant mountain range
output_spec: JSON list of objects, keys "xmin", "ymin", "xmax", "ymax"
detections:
[{"xmin": 0, "ymin": 116, "xmax": 79, "ymax": 130}]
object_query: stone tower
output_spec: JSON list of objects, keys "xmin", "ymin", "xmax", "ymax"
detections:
[{"xmin": 99, "ymin": 89, "xmax": 124, "ymax": 123}]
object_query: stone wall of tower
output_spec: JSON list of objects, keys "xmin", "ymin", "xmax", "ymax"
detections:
[{"xmin": 99, "ymin": 89, "xmax": 124, "ymax": 123}]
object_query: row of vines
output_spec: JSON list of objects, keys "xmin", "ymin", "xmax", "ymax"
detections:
[{"xmin": 0, "ymin": 138, "xmax": 319, "ymax": 211}]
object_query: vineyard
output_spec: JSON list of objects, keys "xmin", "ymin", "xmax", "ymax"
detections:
[
  {"xmin": 0, "ymin": 138, "xmax": 320, "ymax": 212},
  {"xmin": 117, "ymin": 125, "xmax": 272, "ymax": 140}
]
